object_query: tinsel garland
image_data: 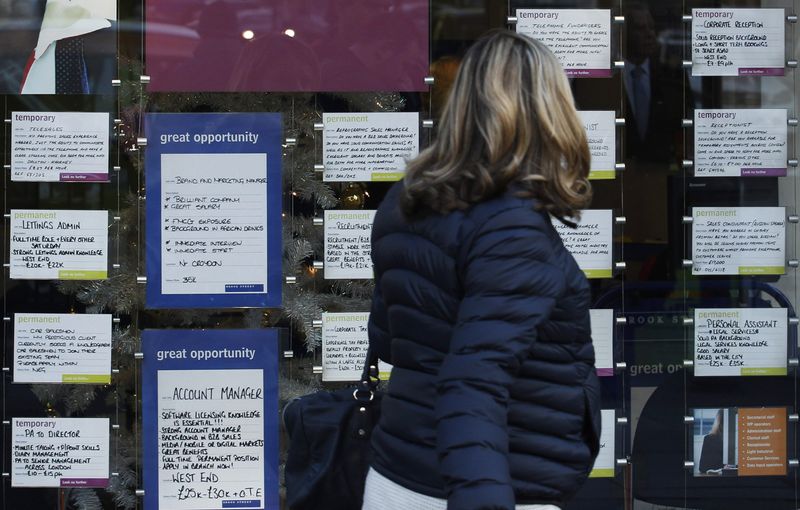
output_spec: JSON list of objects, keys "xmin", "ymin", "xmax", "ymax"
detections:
[
  {"xmin": 106, "ymin": 432, "xmax": 139, "ymax": 509},
  {"xmin": 67, "ymin": 488, "xmax": 103, "ymax": 510},
  {"xmin": 30, "ymin": 384, "xmax": 97, "ymax": 417}
]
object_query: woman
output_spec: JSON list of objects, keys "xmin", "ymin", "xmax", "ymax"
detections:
[{"xmin": 363, "ymin": 30, "xmax": 601, "ymax": 510}]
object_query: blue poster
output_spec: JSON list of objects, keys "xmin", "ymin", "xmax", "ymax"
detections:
[
  {"xmin": 145, "ymin": 113, "xmax": 282, "ymax": 308},
  {"xmin": 142, "ymin": 329, "xmax": 279, "ymax": 510}
]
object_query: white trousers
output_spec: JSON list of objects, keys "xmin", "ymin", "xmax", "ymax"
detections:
[{"xmin": 362, "ymin": 467, "xmax": 561, "ymax": 510}]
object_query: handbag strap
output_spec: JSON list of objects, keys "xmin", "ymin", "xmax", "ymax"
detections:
[{"xmin": 356, "ymin": 347, "xmax": 381, "ymax": 399}]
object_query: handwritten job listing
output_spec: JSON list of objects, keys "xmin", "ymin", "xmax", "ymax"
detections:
[
  {"xmin": 322, "ymin": 313, "xmax": 392, "ymax": 382},
  {"xmin": 10, "ymin": 209, "xmax": 108, "ymax": 280},
  {"xmin": 157, "ymin": 368, "xmax": 265, "ymax": 509},
  {"xmin": 579, "ymin": 111, "xmax": 616, "ymax": 180},
  {"xmin": 554, "ymin": 209, "xmax": 613, "ymax": 279},
  {"xmin": 14, "ymin": 313, "xmax": 112, "ymax": 384},
  {"xmin": 324, "ymin": 210, "xmax": 375, "ymax": 280},
  {"xmin": 516, "ymin": 9, "xmax": 611, "ymax": 77},
  {"xmin": 692, "ymin": 207, "xmax": 785, "ymax": 275},
  {"xmin": 694, "ymin": 308, "xmax": 787, "ymax": 377},
  {"xmin": 161, "ymin": 153, "xmax": 268, "ymax": 296},
  {"xmin": 323, "ymin": 112, "xmax": 419, "ymax": 182},
  {"xmin": 694, "ymin": 109, "xmax": 787, "ymax": 177},
  {"xmin": 11, "ymin": 111, "xmax": 109, "ymax": 182},
  {"xmin": 692, "ymin": 9, "xmax": 785, "ymax": 76},
  {"xmin": 13, "ymin": 417, "xmax": 109, "ymax": 488},
  {"xmin": 142, "ymin": 329, "xmax": 278, "ymax": 509}
]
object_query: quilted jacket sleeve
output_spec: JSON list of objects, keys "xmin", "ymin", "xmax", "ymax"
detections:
[
  {"xmin": 435, "ymin": 209, "xmax": 565, "ymax": 510},
  {"xmin": 368, "ymin": 276, "xmax": 392, "ymax": 364}
]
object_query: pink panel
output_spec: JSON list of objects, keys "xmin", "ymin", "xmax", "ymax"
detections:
[{"xmin": 146, "ymin": 0, "xmax": 429, "ymax": 92}]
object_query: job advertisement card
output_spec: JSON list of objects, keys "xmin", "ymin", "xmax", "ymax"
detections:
[
  {"xmin": 692, "ymin": 9, "xmax": 785, "ymax": 76},
  {"xmin": 589, "ymin": 410, "xmax": 615, "ymax": 478},
  {"xmin": 14, "ymin": 313, "xmax": 112, "ymax": 384},
  {"xmin": 160, "ymin": 153, "xmax": 268, "ymax": 295},
  {"xmin": 554, "ymin": 209, "xmax": 613, "ymax": 278},
  {"xmin": 143, "ymin": 329, "xmax": 279, "ymax": 510},
  {"xmin": 157, "ymin": 369, "xmax": 264, "ymax": 509},
  {"xmin": 11, "ymin": 111, "xmax": 109, "ymax": 182},
  {"xmin": 10, "ymin": 209, "xmax": 108, "ymax": 280},
  {"xmin": 145, "ymin": 113, "xmax": 282, "ymax": 308},
  {"xmin": 694, "ymin": 308, "xmax": 787, "ymax": 377},
  {"xmin": 693, "ymin": 407, "xmax": 786, "ymax": 477},
  {"xmin": 323, "ymin": 112, "xmax": 419, "ymax": 182},
  {"xmin": 579, "ymin": 111, "xmax": 616, "ymax": 180},
  {"xmin": 12, "ymin": 417, "xmax": 109, "ymax": 488},
  {"xmin": 591, "ymin": 309, "xmax": 614, "ymax": 376},
  {"xmin": 321, "ymin": 313, "xmax": 392, "ymax": 382},
  {"xmin": 516, "ymin": 9, "xmax": 611, "ymax": 77},
  {"xmin": 692, "ymin": 207, "xmax": 785, "ymax": 275},
  {"xmin": 324, "ymin": 210, "xmax": 375, "ymax": 280},
  {"xmin": 695, "ymin": 109, "xmax": 787, "ymax": 177}
]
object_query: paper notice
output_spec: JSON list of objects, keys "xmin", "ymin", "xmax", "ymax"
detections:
[
  {"xmin": 10, "ymin": 209, "xmax": 108, "ymax": 280},
  {"xmin": 591, "ymin": 309, "xmax": 614, "ymax": 376},
  {"xmin": 324, "ymin": 210, "xmax": 375, "ymax": 280},
  {"xmin": 692, "ymin": 9, "xmax": 785, "ymax": 76},
  {"xmin": 14, "ymin": 313, "xmax": 112, "ymax": 384},
  {"xmin": 554, "ymin": 209, "xmax": 613, "ymax": 278},
  {"xmin": 692, "ymin": 207, "xmax": 785, "ymax": 275},
  {"xmin": 11, "ymin": 111, "xmax": 109, "ymax": 182},
  {"xmin": 161, "ymin": 153, "xmax": 268, "ymax": 296},
  {"xmin": 322, "ymin": 313, "xmax": 392, "ymax": 382},
  {"xmin": 695, "ymin": 109, "xmax": 787, "ymax": 177},
  {"xmin": 589, "ymin": 410, "xmax": 615, "ymax": 478},
  {"xmin": 579, "ymin": 111, "xmax": 617, "ymax": 180},
  {"xmin": 694, "ymin": 308, "xmax": 787, "ymax": 376},
  {"xmin": 157, "ymin": 369, "xmax": 266, "ymax": 509},
  {"xmin": 323, "ymin": 112, "xmax": 419, "ymax": 182},
  {"xmin": 516, "ymin": 9, "xmax": 611, "ymax": 77},
  {"xmin": 12, "ymin": 417, "xmax": 109, "ymax": 488}
]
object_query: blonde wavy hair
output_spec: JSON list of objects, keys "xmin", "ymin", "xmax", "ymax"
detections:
[{"xmin": 401, "ymin": 30, "xmax": 592, "ymax": 220}]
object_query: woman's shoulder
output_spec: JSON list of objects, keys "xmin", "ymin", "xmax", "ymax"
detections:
[
  {"xmin": 465, "ymin": 190, "xmax": 552, "ymax": 234},
  {"xmin": 373, "ymin": 182, "xmax": 553, "ymax": 245},
  {"xmin": 371, "ymin": 182, "xmax": 407, "ymax": 239}
]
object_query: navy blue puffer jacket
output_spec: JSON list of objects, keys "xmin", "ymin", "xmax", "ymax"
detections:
[{"xmin": 367, "ymin": 182, "xmax": 601, "ymax": 510}]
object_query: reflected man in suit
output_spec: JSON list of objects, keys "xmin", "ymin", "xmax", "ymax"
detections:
[
  {"xmin": 622, "ymin": 2, "xmax": 683, "ymax": 164},
  {"xmin": 622, "ymin": 2, "xmax": 688, "ymax": 279},
  {"xmin": 573, "ymin": 1, "xmax": 686, "ymax": 280}
]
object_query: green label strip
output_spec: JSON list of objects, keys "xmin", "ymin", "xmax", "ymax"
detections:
[
  {"xmin": 584, "ymin": 269, "xmax": 613, "ymax": 279},
  {"xmin": 738, "ymin": 266, "xmax": 784, "ymax": 275},
  {"xmin": 588, "ymin": 170, "xmax": 616, "ymax": 180},
  {"xmin": 371, "ymin": 172, "xmax": 404, "ymax": 182},
  {"xmin": 58, "ymin": 270, "xmax": 108, "ymax": 280},
  {"xmin": 589, "ymin": 468, "xmax": 615, "ymax": 478},
  {"xmin": 62, "ymin": 374, "xmax": 111, "ymax": 384},
  {"xmin": 741, "ymin": 367, "xmax": 787, "ymax": 376}
]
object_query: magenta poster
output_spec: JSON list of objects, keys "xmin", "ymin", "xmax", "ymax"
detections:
[{"xmin": 146, "ymin": 0, "xmax": 429, "ymax": 92}]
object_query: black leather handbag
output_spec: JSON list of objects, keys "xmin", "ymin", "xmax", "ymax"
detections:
[{"xmin": 283, "ymin": 352, "xmax": 382, "ymax": 510}]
